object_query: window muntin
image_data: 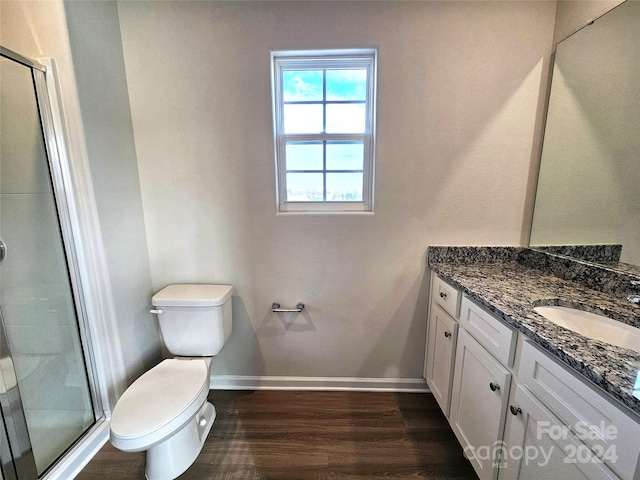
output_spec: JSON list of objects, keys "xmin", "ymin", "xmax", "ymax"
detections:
[{"xmin": 272, "ymin": 50, "xmax": 376, "ymax": 212}]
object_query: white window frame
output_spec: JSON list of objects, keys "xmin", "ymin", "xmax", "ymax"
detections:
[{"xmin": 271, "ymin": 49, "xmax": 377, "ymax": 213}]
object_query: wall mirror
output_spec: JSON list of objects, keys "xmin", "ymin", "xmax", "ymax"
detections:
[{"xmin": 529, "ymin": 0, "xmax": 640, "ymax": 271}]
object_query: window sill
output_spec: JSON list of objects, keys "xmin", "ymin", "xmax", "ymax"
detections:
[{"xmin": 277, "ymin": 201, "xmax": 374, "ymax": 215}]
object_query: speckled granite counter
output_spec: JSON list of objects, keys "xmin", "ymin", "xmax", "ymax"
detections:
[{"xmin": 428, "ymin": 246, "xmax": 640, "ymax": 415}]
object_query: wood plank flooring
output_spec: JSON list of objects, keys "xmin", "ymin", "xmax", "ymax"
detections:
[{"xmin": 77, "ymin": 390, "xmax": 477, "ymax": 479}]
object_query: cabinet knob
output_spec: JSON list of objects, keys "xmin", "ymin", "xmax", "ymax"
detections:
[
  {"xmin": 489, "ymin": 382, "xmax": 500, "ymax": 392},
  {"xmin": 439, "ymin": 291, "xmax": 447, "ymax": 299},
  {"xmin": 444, "ymin": 331, "xmax": 452, "ymax": 338},
  {"xmin": 510, "ymin": 405, "xmax": 522, "ymax": 416}
]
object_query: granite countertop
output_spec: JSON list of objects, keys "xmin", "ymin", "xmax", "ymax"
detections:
[{"xmin": 428, "ymin": 247, "xmax": 640, "ymax": 415}]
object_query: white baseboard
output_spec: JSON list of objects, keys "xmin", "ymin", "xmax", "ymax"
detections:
[{"xmin": 210, "ymin": 375, "xmax": 430, "ymax": 393}]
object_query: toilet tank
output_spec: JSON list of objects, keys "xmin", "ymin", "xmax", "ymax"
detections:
[{"xmin": 151, "ymin": 284, "xmax": 233, "ymax": 356}]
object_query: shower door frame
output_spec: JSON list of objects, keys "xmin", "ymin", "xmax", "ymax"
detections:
[{"xmin": 0, "ymin": 46, "xmax": 109, "ymax": 480}]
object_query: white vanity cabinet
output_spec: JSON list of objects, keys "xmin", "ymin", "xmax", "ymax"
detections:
[
  {"xmin": 501, "ymin": 339, "xmax": 640, "ymax": 480},
  {"xmin": 448, "ymin": 297, "xmax": 516, "ymax": 480},
  {"xmin": 424, "ymin": 272, "xmax": 640, "ymax": 480},
  {"xmin": 424, "ymin": 274, "xmax": 461, "ymax": 416}
]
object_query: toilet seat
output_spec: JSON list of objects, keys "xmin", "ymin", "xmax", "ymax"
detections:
[{"xmin": 110, "ymin": 358, "xmax": 209, "ymax": 452}]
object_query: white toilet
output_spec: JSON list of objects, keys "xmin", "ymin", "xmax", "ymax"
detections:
[{"xmin": 110, "ymin": 284, "xmax": 233, "ymax": 480}]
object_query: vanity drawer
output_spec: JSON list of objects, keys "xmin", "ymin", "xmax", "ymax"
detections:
[
  {"xmin": 459, "ymin": 295, "xmax": 516, "ymax": 367},
  {"xmin": 518, "ymin": 339, "xmax": 640, "ymax": 480},
  {"xmin": 431, "ymin": 274, "xmax": 461, "ymax": 318}
]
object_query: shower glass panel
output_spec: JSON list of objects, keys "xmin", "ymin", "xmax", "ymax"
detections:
[{"xmin": 0, "ymin": 54, "xmax": 95, "ymax": 475}]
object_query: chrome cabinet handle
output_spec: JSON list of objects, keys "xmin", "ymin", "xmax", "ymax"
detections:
[
  {"xmin": 489, "ymin": 382, "xmax": 500, "ymax": 392},
  {"xmin": 510, "ymin": 405, "xmax": 522, "ymax": 416},
  {"xmin": 0, "ymin": 239, "xmax": 6, "ymax": 264},
  {"xmin": 444, "ymin": 331, "xmax": 452, "ymax": 338}
]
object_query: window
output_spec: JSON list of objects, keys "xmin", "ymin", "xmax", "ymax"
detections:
[{"xmin": 271, "ymin": 49, "xmax": 377, "ymax": 213}]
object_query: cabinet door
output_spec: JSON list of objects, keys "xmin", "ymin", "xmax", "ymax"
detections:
[
  {"xmin": 500, "ymin": 385, "xmax": 619, "ymax": 480},
  {"xmin": 425, "ymin": 304, "xmax": 458, "ymax": 416},
  {"xmin": 450, "ymin": 329, "xmax": 512, "ymax": 480}
]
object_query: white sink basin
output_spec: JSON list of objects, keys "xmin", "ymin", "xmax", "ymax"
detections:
[{"xmin": 533, "ymin": 305, "xmax": 640, "ymax": 353}]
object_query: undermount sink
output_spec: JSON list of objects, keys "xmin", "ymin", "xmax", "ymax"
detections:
[{"xmin": 533, "ymin": 305, "xmax": 640, "ymax": 353}]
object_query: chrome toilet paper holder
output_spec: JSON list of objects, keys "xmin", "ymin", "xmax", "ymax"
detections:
[{"xmin": 272, "ymin": 301, "xmax": 305, "ymax": 313}]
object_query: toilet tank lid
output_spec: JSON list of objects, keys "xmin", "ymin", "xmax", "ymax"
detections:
[{"xmin": 152, "ymin": 284, "xmax": 233, "ymax": 307}]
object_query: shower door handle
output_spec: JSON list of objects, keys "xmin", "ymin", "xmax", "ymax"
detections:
[{"xmin": 0, "ymin": 239, "xmax": 6, "ymax": 264}]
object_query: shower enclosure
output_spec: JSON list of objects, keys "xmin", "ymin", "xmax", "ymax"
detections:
[{"xmin": 0, "ymin": 47, "xmax": 102, "ymax": 479}]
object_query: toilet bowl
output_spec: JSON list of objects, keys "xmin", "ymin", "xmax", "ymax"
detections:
[
  {"xmin": 109, "ymin": 284, "xmax": 233, "ymax": 480},
  {"xmin": 110, "ymin": 357, "xmax": 215, "ymax": 479}
]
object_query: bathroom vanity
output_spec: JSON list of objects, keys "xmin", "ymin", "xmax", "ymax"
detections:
[{"xmin": 424, "ymin": 247, "xmax": 640, "ymax": 480}]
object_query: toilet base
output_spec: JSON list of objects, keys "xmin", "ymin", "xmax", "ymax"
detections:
[{"xmin": 145, "ymin": 401, "xmax": 216, "ymax": 480}]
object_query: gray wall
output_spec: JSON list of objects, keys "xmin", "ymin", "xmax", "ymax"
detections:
[
  {"xmin": 64, "ymin": 0, "xmax": 162, "ymax": 384},
  {"xmin": 117, "ymin": 0, "xmax": 557, "ymax": 383}
]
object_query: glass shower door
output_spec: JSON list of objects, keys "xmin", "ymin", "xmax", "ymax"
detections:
[{"xmin": 0, "ymin": 51, "xmax": 96, "ymax": 476}]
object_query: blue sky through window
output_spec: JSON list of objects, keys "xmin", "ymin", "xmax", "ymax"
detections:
[
  {"xmin": 283, "ymin": 69, "xmax": 367, "ymax": 104},
  {"xmin": 283, "ymin": 70, "xmax": 323, "ymax": 102}
]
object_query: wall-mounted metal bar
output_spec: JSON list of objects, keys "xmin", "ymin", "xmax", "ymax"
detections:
[{"xmin": 272, "ymin": 302, "xmax": 305, "ymax": 313}]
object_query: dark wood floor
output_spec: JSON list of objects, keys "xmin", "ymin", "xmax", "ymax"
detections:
[{"xmin": 77, "ymin": 390, "xmax": 477, "ymax": 479}]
